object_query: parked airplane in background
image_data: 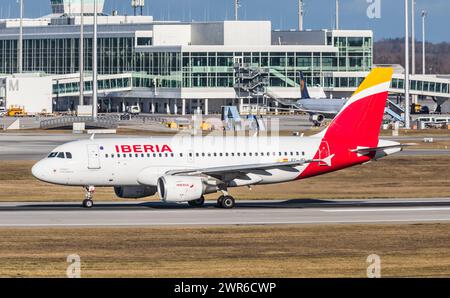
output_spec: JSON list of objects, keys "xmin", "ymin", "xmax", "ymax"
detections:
[
  {"xmin": 295, "ymin": 72, "xmax": 347, "ymax": 126},
  {"xmin": 32, "ymin": 68, "xmax": 406, "ymax": 209}
]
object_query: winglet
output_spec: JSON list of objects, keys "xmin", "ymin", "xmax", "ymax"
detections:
[{"xmin": 90, "ymin": 133, "xmax": 95, "ymax": 140}]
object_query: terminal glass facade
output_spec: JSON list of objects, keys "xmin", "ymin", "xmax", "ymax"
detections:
[
  {"xmin": 0, "ymin": 35, "xmax": 372, "ymax": 89},
  {"xmin": 182, "ymin": 51, "xmax": 352, "ymax": 88},
  {"xmin": 334, "ymin": 36, "xmax": 372, "ymax": 72}
]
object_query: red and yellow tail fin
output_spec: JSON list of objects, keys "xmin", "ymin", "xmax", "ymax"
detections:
[
  {"xmin": 299, "ymin": 68, "xmax": 394, "ymax": 179},
  {"xmin": 323, "ymin": 67, "xmax": 393, "ymax": 148}
]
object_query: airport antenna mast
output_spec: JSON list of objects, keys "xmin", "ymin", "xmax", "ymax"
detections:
[
  {"xmin": 234, "ymin": 0, "xmax": 240, "ymax": 21},
  {"xmin": 298, "ymin": 0, "xmax": 304, "ymax": 31},
  {"xmin": 18, "ymin": 0, "xmax": 23, "ymax": 73}
]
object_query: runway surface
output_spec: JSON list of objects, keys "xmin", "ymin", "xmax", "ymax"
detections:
[{"xmin": 1, "ymin": 198, "xmax": 450, "ymax": 227}]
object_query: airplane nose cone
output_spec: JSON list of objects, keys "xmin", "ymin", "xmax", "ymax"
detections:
[{"xmin": 32, "ymin": 161, "xmax": 47, "ymax": 182}]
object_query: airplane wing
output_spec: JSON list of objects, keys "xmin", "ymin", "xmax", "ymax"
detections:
[{"xmin": 165, "ymin": 155, "xmax": 335, "ymax": 177}]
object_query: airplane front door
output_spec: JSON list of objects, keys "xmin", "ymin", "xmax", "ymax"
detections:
[{"xmin": 87, "ymin": 144, "xmax": 101, "ymax": 169}]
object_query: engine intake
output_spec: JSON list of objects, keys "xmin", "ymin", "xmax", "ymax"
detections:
[
  {"xmin": 114, "ymin": 186, "xmax": 157, "ymax": 199},
  {"xmin": 310, "ymin": 114, "xmax": 325, "ymax": 126},
  {"xmin": 157, "ymin": 175, "xmax": 217, "ymax": 203}
]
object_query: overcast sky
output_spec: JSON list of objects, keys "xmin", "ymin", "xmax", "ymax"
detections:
[{"xmin": 0, "ymin": 0, "xmax": 448, "ymax": 42}]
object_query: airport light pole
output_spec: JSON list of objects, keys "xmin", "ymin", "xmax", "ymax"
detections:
[
  {"xmin": 298, "ymin": 0, "xmax": 303, "ymax": 31},
  {"xmin": 79, "ymin": 0, "xmax": 84, "ymax": 106},
  {"xmin": 92, "ymin": 0, "xmax": 98, "ymax": 120},
  {"xmin": 404, "ymin": 0, "xmax": 410, "ymax": 129},
  {"xmin": 411, "ymin": 0, "xmax": 418, "ymax": 104},
  {"xmin": 18, "ymin": 0, "xmax": 23, "ymax": 73},
  {"xmin": 411, "ymin": 0, "xmax": 415, "ymax": 75},
  {"xmin": 234, "ymin": 0, "xmax": 240, "ymax": 21},
  {"xmin": 422, "ymin": 10, "xmax": 427, "ymax": 75},
  {"xmin": 335, "ymin": 0, "xmax": 339, "ymax": 30}
]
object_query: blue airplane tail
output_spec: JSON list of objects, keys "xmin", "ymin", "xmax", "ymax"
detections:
[{"xmin": 299, "ymin": 72, "xmax": 311, "ymax": 99}]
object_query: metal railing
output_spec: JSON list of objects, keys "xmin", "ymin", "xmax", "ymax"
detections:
[{"xmin": 40, "ymin": 116, "xmax": 118, "ymax": 129}]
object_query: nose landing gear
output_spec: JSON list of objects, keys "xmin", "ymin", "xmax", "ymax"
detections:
[{"xmin": 82, "ymin": 186, "xmax": 95, "ymax": 208}]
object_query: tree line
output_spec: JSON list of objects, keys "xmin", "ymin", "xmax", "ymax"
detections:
[{"xmin": 374, "ymin": 38, "xmax": 450, "ymax": 74}]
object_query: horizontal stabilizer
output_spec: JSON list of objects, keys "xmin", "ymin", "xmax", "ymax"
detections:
[{"xmin": 351, "ymin": 143, "xmax": 415, "ymax": 155}]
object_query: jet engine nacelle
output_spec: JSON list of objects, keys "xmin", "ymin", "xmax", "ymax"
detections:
[
  {"xmin": 157, "ymin": 175, "xmax": 217, "ymax": 203},
  {"xmin": 114, "ymin": 186, "xmax": 157, "ymax": 199},
  {"xmin": 309, "ymin": 114, "xmax": 325, "ymax": 126}
]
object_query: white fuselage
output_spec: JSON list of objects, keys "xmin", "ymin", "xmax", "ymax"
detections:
[{"xmin": 32, "ymin": 136, "xmax": 324, "ymax": 187}]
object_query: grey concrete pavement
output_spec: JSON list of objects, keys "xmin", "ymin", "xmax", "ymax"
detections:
[{"xmin": 1, "ymin": 198, "xmax": 450, "ymax": 227}]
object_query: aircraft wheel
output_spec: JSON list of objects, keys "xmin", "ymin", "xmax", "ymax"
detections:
[
  {"xmin": 188, "ymin": 197, "xmax": 205, "ymax": 207},
  {"xmin": 82, "ymin": 199, "xmax": 94, "ymax": 209},
  {"xmin": 217, "ymin": 195, "xmax": 225, "ymax": 207},
  {"xmin": 220, "ymin": 196, "xmax": 235, "ymax": 209}
]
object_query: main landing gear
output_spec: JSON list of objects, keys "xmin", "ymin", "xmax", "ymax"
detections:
[
  {"xmin": 187, "ymin": 192, "xmax": 237, "ymax": 209},
  {"xmin": 82, "ymin": 186, "xmax": 95, "ymax": 208},
  {"xmin": 217, "ymin": 190, "xmax": 236, "ymax": 209}
]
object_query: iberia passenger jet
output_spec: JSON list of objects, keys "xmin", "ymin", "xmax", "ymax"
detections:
[{"xmin": 32, "ymin": 68, "xmax": 405, "ymax": 209}]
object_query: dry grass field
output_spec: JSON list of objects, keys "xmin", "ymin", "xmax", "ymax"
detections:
[
  {"xmin": 0, "ymin": 223, "xmax": 449, "ymax": 277},
  {"xmin": 1, "ymin": 155, "xmax": 449, "ymax": 202}
]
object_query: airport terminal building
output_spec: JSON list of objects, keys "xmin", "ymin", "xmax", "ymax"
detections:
[{"xmin": 0, "ymin": 0, "xmax": 449, "ymax": 115}]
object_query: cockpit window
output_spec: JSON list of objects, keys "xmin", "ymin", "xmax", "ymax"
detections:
[
  {"xmin": 66, "ymin": 152, "xmax": 72, "ymax": 159},
  {"xmin": 48, "ymin": 152, "xmax": 58, "ymax": 158},
  {"xmin": 57, "ymin": 152, "xmax": 65, "ymax": 159}
]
